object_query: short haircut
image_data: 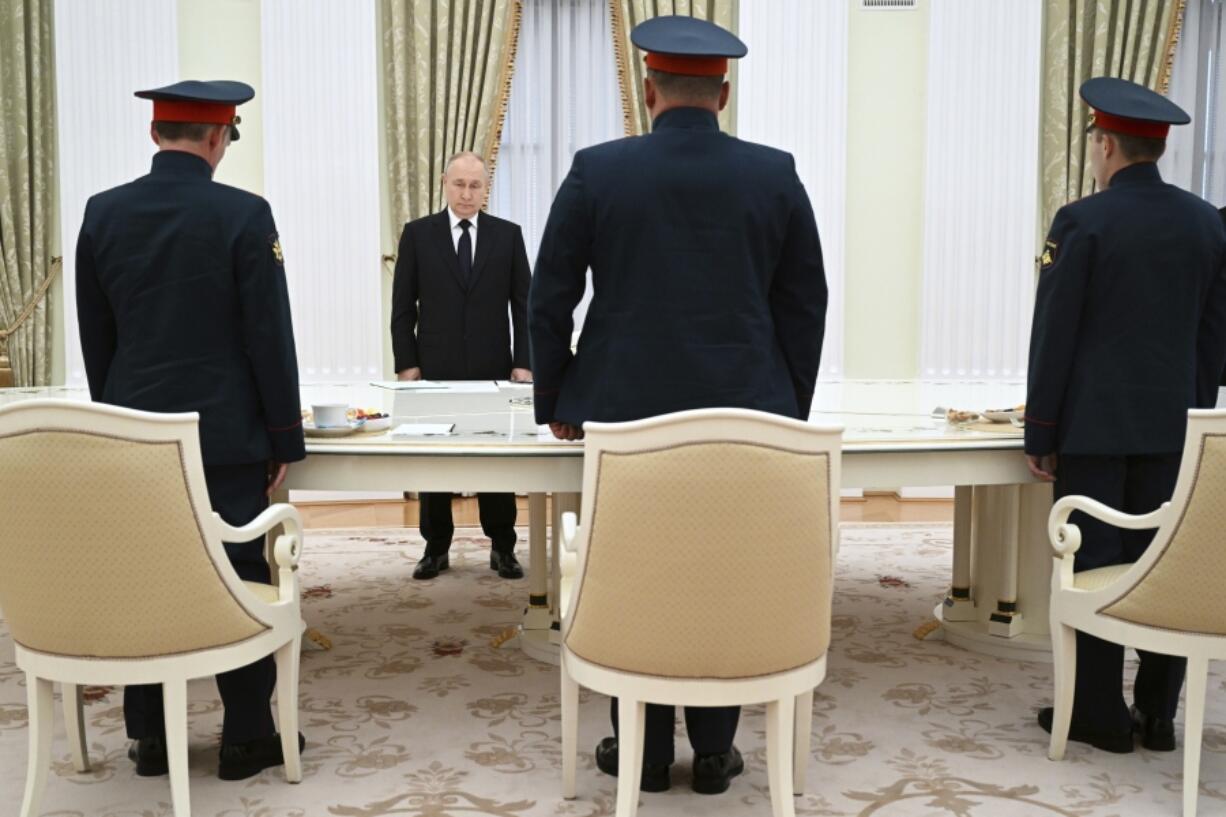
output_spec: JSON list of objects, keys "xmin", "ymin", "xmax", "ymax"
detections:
[
  {"xmin": 646, "ymin": 67, "xmax": 724, "ymax": 105},
  {"xmin": 1091, "ymin": 126, "xmax": 1166, "ymax": 163},
  {"xmin": 153, "ymin": 121, "xmax": 217, "ymax": 142},
  {"xmin": 444, "ymin": 150, "xmax": 487, "ymax": 176}
]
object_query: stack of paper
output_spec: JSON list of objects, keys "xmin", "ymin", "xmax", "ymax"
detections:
[{"xmin": 391, "ymin": 423, "xmax": 456, "ymax": 437}]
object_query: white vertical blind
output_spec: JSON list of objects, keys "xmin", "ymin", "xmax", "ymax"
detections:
[
  {"xmin": 489, "ymin": 0, "xmax": 622, "ymax": 330},
  {"xmin": 737, "ymin": 0, "xmax": 849, "ymax": 379},
  {"xmin": 55, "ymin": 0, "xmax": 179, "ymax": 387},
  {"xmin": 918, "ymin": 0, "xmax": 1042, "ymax": 379},
  {"xmin": 262, "ymin": 0, "xmax": 383, "ymax": 382}
]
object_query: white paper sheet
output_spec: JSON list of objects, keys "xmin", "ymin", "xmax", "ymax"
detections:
[
  {"xmin": 433, "ymin": 382, "xmax": 500, "ymax": 394},
  {"xmin": 391, "ymin": 423, "xmax": 456, "ymax": 437},
  {"xmin": 496, "ymin": 380, "xmax": 533, "ymax": 389},
  {"xmin": 370, "ymin": 380, "xmax": 448, "ymax": 390}
]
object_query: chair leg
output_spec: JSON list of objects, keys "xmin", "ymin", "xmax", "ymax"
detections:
[
  {"xmin": 62, "ymin": 683, "xmax": 90, "ymax": 773},
  {"xmin": 1182, "ymin": 656, "xmax": 1209, "ymax": 817},
  {"xmin": 20, "ymin": 676, "xmax": 53, "ymax": 817},
  {"xmin": 560, "ymin": 661, "xmax": 579, "ymax": 799},
  {"xmin": 1048, "ymin": 621, "xmax": 1076, "ymax": 761},
  {"xmin": 766, "ymin": 697, "xmax": 797, "ymax": 817},
  {"xmin": 162, "ymin": 680, "xmax": 192, "ymax": 817},
  {"xmin": 615, "ymin": 698, "xmax": 645, "ymax": 817},
  {"xmin": 275, "ymin": 633, "xmax": 303, "ymax": 783},
  {"xmin": 792, "ymin": 689, "xmax": 812, "ymax": 796}
]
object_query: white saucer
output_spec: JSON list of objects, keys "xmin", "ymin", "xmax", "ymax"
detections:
[{"xmin": 305, "ymin": 419, "xmax": 365, "ymax": 438}]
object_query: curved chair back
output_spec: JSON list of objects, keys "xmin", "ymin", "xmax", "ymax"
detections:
[
  {"xmin": 1101, "ymin": 410, "xmax": 1226, "ymax": 635},
  {"xmin": 0, "ymin": 400, "xmax": 272, "ymax": 659},
  {"xmin": 563, "ymin": 408, "xmax": 841, "ymax": 680}
]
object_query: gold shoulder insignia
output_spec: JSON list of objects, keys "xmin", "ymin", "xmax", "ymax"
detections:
[
  {"xmin": 1040, "ymin": 239, "xmax": 1057, "ymax": 269},
  {"xmin": 270, "ymin": 235, "xmax": 284, "ymax": 264}
]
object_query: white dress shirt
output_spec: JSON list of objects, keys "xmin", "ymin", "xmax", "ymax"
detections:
[{"xmin": 447, "ymin": 208, "xmax": 478, "ymax": 256}]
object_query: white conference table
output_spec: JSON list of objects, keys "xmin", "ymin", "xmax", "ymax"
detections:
[{"xmin": 0, "ymin": 380, "xmax": 1047, "ymax": 662}]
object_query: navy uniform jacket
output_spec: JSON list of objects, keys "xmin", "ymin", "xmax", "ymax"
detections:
[
  {"xmin": 1025, "ymin": 162, "xmax": 1226, "ymax": 456},
  {"xmin": 76, "ymin": 150, "xmax": 306, "ymax": 466},
  {"xmin": 529, "ymin": 107, "xmax": 827, "ymax": 425},
  {"xmin": 390, "ymin": 210, "xmax": 531, "ymax": 379}
]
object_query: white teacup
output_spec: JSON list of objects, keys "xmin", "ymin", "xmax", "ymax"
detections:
[{"xmin": 312, "ymin": 403, "xmax": 350, "ymax": 428}]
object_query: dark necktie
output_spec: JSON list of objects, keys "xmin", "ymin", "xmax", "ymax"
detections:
[{"xmin": 457, "ymin": 219, "xmax": 473, "ymax": 287}]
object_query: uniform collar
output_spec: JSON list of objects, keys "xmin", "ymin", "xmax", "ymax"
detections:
[
  {"xmin": 150, "ymin": 150, "xmax": 214, "ymax": 178},
  {"xmin": 447, "ymin": 207, "xmax": 478, "ymax": 230},
  {"xmin": 651, "ymin": 106, "xmax": 720, "ymax": 132},
  {"xmin": 1107, "ymin": 161, "xmax": 1162, "ymax": 188}
]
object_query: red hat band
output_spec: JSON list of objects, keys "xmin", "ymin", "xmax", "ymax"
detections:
[
  {"xmin": 152, "ymin": 99, "xmax": 237, "ymax": 126},
  {"xmin": 644, "ymin": 52, "xmax": 727, "ymax": 77},
  {"xmin": 1091, "ymin": 109, "xmax": 1169, "ymax": 139}
]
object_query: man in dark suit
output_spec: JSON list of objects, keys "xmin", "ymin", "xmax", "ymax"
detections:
[
  {"xmin": 390, "ymin": 151, "xmax": 532, "ymax": 580},
  {"xmin": 76, "ymin": 81, "xmax": 305, "ymax": 780},
  {"xmin": 1027, "ymin": 77, "xmax": 1226, "ymax": 754},
  {"xmin": 529, "ymin": 16, "xmax": 826, "ymax": 796}
]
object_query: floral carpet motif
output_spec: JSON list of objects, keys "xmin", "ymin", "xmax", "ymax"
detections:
[{"xmin": 0, "ymin": 524, "xmax": 1221, "ymax": 816}]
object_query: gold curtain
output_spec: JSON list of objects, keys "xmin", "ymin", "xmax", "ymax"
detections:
[
  {"xmin": 381, "ymin": 0, "xmax": 523, "ymax": 242},
  {"xmin": 1040, "ymin": 0, "xmax": 1187, "ymax": 229},
  {"xmin": 610, "ymin": 0, "xmax": 739, "ymax": 136},
  {"xmin": 0, "ymin": 0, "xmax": 57, "ymax": 387}
]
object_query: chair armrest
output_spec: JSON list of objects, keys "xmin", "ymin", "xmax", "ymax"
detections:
[
  {"xmin": 561, "ymin": 512, "xmax": 579, "ymax": 553},
  {"xmin": 213, "ymin": 503, "xmax": 303, "ymax": 544},
  {"xmin": 1047, "ymin": 495, "xmax": 1170, "ymax": 557}
]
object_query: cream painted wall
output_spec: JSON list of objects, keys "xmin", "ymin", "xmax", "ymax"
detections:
[
  {"xmin": 842, "ymin": 0, "xmax": 929, "ymax": 380},
  {"xmin": 177, "ymin": 0, "xmax": 264, "ymax": 195}
]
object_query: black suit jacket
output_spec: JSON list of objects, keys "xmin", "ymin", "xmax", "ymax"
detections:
[
  {"xmin": 76, "ymin": 150, "xmax": 305, "ymax": 466},
  {"xmin": 390, "ymin": 210, "xmax": 531, "ymax": 380},
  {"xmin": 529, "ymin": 106, "xmax": 827, "ymax": 426},
  {"xmin": 1025, "ymin": 163, "xmax": 1226, "ymax": 456}
]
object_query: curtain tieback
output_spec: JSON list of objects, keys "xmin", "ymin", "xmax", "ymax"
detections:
[{"xmin": 0, "ymin": 257, "xmax": 61, "ymax": 340}]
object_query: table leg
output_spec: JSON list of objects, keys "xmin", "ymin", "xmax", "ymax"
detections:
[
  {"xmin": 937, "ymin": 483, "xmax": 1053, "ymax": 661},
  {"xmin": 988, "ymin": 485, "xmax": 1024, "ymax": 637},
  {"xmin": 942, "ymin": 485, "xmax": 977, "ymax": 622},
  {"xmin": 522, "ymin": 493, "xmax": 552, "ymax": 632}
]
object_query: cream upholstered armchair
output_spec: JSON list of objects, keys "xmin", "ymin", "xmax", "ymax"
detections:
[
  {"xmin": 0, "ymin": 399, "xmax": 305, "ymax": 817},
  {"xmin": 1046, "ymin": 409, "xmax": 1226, "ymax": 817},
  {"xmin": 557, "ymin": 408, "xmax": 842, "ymax": 817}
]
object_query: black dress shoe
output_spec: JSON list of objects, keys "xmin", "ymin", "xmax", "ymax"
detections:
[
  {"xmin": 489, "ymin": 550, "xmax": 524, "ymax": 579},
  {"xmin": 594, "ymin": 736, "xmax": 670, "ymax": 792},
  {"xmin": 218, "ymin": 732, "xmax": 305, "ymax": 781},
  {"xmin": 412, "ymin": 553, "xmax": 449, "ymax": 580},
  {"xmin": 1038, "ymin": 707, "xmax": 1133, "ymax": 753},
  {"xmin": 692, "ymin": 745, "xmax": 744, "ymax": 794},
  {"xmin": 1132, "ymin": 705, "xmax": 1176, "ymax": 751},
  {"xmin": 127, "ymin": 735, "xmax": 168, "ymax": 777}
]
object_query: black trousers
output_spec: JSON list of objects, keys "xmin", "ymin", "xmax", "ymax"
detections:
[
  {"xmin": 124, "ymin": 462, "xmax": 277, "ymax": 745},
  {"xmin": 419, "ymin": 492, "xmax": 517, "ymax": 556},
  {"xmin": 1055, "ymin": 453, "xmax": 1187, "ymax": 732},
  {"xmin": 610, "ymin": 698, "xmax": 740, "ymax": 767}
]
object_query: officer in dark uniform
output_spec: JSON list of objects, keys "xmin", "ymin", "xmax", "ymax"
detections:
[
  {"xmin": 76, "ymin": 80, "xmax": 306, "ymax": 780},
  {"xmin": 1026, "ymin": 77, "xmax": 1226, "ymax": 753},
  {"xmin": 529, "ymin": 16, "xmax": 826, "ymax": 795}
]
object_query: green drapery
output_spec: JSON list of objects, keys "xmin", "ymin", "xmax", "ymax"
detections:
[
  {"xmin": 609, "ymin": 0, "xmax": 739, "ymax": 136},
  {"xmin": 0, "ymin": 0, "xmax": 57, "ymax": 387}
]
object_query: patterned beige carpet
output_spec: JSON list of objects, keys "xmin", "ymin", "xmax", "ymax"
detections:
[{"xmin": 0, "ymin": 524, "xmax": 1223, "ymax": 817}]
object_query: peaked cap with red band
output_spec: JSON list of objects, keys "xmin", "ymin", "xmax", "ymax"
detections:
[
  {"xmin": 631, "ymin": 15, "xmax": 746, "ymax": 78},
  {"xmin": 1081, "ymin": 76, "xmax": 1189, "ymax": 140},
  {"xmin": 135, "ymin": 80, "xmax": 254, "ymax": 141}
]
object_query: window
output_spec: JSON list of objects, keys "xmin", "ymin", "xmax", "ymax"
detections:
[
  {"xmin": 1163, "ymin": 0, "xmax": 1226, "ymax": 205},
  {"xmin": 489, "ymin": 0, "xmax": 622, "ymax": 331}
]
